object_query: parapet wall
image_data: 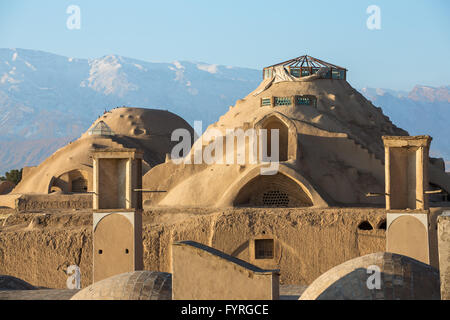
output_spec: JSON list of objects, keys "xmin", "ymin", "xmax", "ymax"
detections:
[
  {"xmin": 172, "ymin": 241, "xmax": 279, "ymax": 300},
  {"xmin": 0, "ymin": 207, "xmax": 389, "ymax": 289},
  {"xmin": 1, "ymin": 206, "xmax": 448, "ymax": 289},
  {"xmin": 15, "ymin": 194, "xmax": 92, "ymax": 212}
]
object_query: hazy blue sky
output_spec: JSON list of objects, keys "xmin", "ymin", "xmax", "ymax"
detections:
[{"xmin": 0, "ymin": 0, "xmax": 449, "ymax": 90}]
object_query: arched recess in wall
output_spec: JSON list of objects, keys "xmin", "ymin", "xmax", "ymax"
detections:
[
  {"xmin": 48, "ymin": 169, "xmax": 90, "ymax": 193},
  {"xmin": 233, "ymin": 172, "xmax": 313, "ymax": 208},
  {"xmin": 262, "ymin": 116, "xmax": 289, "ymax": 161},
  {"xmin": 217, "ymin": 164, "xmax": 330, "ymax": 208},
  {"xmin": 254, "ymin": 112, "xmax": 298, "ymax": 162}
]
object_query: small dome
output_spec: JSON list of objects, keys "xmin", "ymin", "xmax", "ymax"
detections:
[
  {"xmin": 0, "ymin": 275, "xmax": 35, "ymax": 290},
  {"xmin": 299, "ymin": 252, "xmax": 440, "ymax": 300},
  {"xmin": 71, "ymin": 271, "xmax": 172, "ymax": 300}
]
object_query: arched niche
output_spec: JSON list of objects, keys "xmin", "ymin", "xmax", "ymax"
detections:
[
  {"xmin": 48, "ymin": 169, "xmax": 90, "ymax": 194},
  {"xmin": 233, "ymin": 172, "xmax": 313, "ymax": 207},
  {"xmin": 387, "ymin": 215, "xmax": 429, "ymax": 264},
  {"xmin": 93, "ymin": 214, "xmax": 134, "ymax": 282},
  {"xmin": 254, "ymin": 113, "xmax": 298, "ymax": 162}
]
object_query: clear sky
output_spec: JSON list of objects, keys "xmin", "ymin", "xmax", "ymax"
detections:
[{"xmin": 0, "ymin": 0, "xmax": 449, "ymax": 90}]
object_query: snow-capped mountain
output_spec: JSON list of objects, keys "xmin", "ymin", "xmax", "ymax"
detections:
[
  {"xmin": 360, "ymin": 85, "xmax": 450, "ymax": 166},
  {"xmin": 0, "ymin": 48, "xmax": 260, "ymax": 140},
  {"xmin": 0, "ymin": 48, "xmax": 448, "ymax": 175}
]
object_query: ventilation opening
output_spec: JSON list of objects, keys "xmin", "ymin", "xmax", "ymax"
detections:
[
  {"xmin": 72, "ymin": 177, "xmax": 88, "ymax": 193},
  {"xmin": 263, "ymin": 190, "xmax": 289, "ymax": 207},
  {"xmin": 255, "ymin": 239, "xmax": 274, "ymax": 259},
  {"xmin": 262, "ymin": 116, "xmax": 289, "ymax": 162},
  {"xmin": 98, "ymin": 250, "xmax": 103, "ymax": 254},
  {"xmin": 233, "ymin": 173, "xmax": 313, "ymax": 208},
  {"xmin": 377, "ymin": 220, "xmax": 387, "ymax": 230},
  {"xmin": 358, "ymin": 221, "xmax": 373, "ymax": 230},
  {"xmin": 125, "ymin": 249, "xmax": 129, "ymax": 254}
]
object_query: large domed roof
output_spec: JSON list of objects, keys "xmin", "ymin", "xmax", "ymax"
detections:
[
  {"xmin": 71, "ymin": 271, "xmax": 172, "ymax": 300},
  {"xmin": 83, "ymin": 107, "xmax": 193, "ymax": 139},
  {"xmin": 299, "ymin": 252, "xmax": 440, "ymax": 300}
]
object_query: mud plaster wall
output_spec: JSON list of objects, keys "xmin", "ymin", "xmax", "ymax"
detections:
[
  {"xmin": 172, "ymin": 243, "xmax": 277, "ymax": 300},
  {"xmin": 1, "ymin": 207, "xmax": 446, "ymax": 289},
  {"xmin": 15, "ymin": 194, "xmax": 92, "ymax": 212},
  {"xmin": 438, "ymin": 213, "xmax": 450, "ymax": 300},
  {"xmin": 0, "ymin": 207, "xmax": 392, "ymax": 289}
]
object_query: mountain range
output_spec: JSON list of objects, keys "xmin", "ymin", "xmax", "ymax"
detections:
[{"xmin": 0, "ymin": 48, "xmax": 448, "ymax": 175}]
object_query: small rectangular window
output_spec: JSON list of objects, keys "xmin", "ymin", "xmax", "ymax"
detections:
[
  {"xmin": 297, "ymin": 97, "xmax": 311, "ymax": 105},
  {"xmin": 301, "ymin": 69, "xmax": 310, "ymax": 77},
  {"xmin": 255, "ymin": 239, "xmax": 274, "ymax": 259},
  {"xmin": 274, "ymin": 97, "xmax": 292, "ymax": 106},
  {"xmin": 290, "ymin": 68, "xmax": 300, "ymax": 77},
  {"xmin": 261, "ymin": 98, "xmax": 272, "ymax": 107},
  {"xmin": 332, "ymin": 69, "xmax": 345, "ymax": 80},
  {"xmin": 296, "ymin": 95, "xmax": 317, "ymax": 107}
]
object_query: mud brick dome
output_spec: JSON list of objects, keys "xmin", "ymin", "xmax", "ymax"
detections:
[
  {"xmin": 71, "ymin": 271, "xmax": 172, "ymax": 300},
  {"xmin": 299, "ymin": 252, "xmax": 441, "ymax": 300}
]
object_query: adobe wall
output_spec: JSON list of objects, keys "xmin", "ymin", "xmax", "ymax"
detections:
[
  {"xmin": 438, "ymin": 212, "xmax": 450, "ymax": 300},
  {"xmin": 0, "ymin": 207, "xmax": 394, "ymax": 289},
  {"xmin": 172, "ymin": 241, "xmax": 279, "ymax": 300},
  {"xmin": 14, "ymin": 194, "xmax": 92, "ymax": 212}
]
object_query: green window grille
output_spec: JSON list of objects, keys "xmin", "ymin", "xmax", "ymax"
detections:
[
  {"xmin": 290, "ymin": 68, "xmax": 300, "ymax": 77},
  {"xmin": 261, "ymin": 98, "xmax": 272, "ymax": 107},
  {"xmin": 274, "ymin": 97, "xmax": 292, "ymax": 106},
  {"xmin": 297, "ymin": 97, "xmax": 311, "ymax": 105},
  {"xmin": 296, "ymin": 96, "xmax": 317, "ymax": 107},
  {"xmin": 331, "ymin": 69, "xmax": 346, "ymax": 80},
  {"xmin": 301, "ymin": 69, "xmax": 310, "ymax": 77},
  {"xmin": 322, "ymin": 70, "xmax": 331, "ymax": 79}
]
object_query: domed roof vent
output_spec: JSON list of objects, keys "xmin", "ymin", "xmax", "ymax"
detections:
[
  {"xmin": 88, "ymin": 120, "xmax": 114, "ymax": 136},
  {"xmin": 71, "ymin": 271, "xmax": 172, "ymax": 300},
  {"xmin": 263, "ymin": 55, "xmax": 347, "ymax": 80}
]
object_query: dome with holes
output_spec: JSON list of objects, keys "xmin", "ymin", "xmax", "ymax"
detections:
[
  {"xmin": 299, "ymin": 252, "xmax": 440, "ymax": 300},
  {"xmin": 71, "ymin": 271, "xmax": 172, "ymax": 300},
  {"xmin": 9, "ymin": 107, "xmax": 193, "ymax": 197}
]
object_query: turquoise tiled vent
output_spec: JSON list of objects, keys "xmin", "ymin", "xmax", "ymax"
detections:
[{"xmin": 274, "ymin": 97, "xmax": 292, "ymax": 106}]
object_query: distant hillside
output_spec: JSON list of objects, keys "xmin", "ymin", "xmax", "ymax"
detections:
[
  {"xmin": 360, "ymin": 86, "xmax": 450, "ymax": 167},
  {"xmin": 0, "ymin": 48, "xmax": 448, "ymax": 174}
]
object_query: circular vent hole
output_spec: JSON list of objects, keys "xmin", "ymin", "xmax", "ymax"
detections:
[{"xmin": 262, "ymin": 190, "xmax": 289, "ymax": 207}]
